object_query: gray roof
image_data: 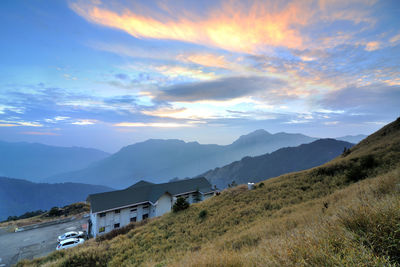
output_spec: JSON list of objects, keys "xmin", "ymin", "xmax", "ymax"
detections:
[{"xmin": 88, "ymin": 177, "xmax": 213, "ymax": 213}]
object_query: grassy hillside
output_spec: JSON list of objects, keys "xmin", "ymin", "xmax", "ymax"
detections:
[{"xmin": 17, "ymin": 118, "xmax": 400, "ymax": 267}]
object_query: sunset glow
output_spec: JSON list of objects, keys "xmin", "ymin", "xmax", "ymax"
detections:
[{"xmin": 0, "ymin": 0, "xmax": 399, "ymax": 152}]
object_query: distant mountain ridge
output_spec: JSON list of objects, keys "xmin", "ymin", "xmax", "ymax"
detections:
[
  {"xmin": 0, "ymin": 177, "xmax": 112, "ymax": 221},
  {"xmin": 200, "ymin": 138, "xmax": 353, "ymax": 188},
  {"xmin": 335, "ymin": 134, "xmax": 367, "ymax": 144},
  {"xmin": 0, "ymin": 141, "xmax": 110, "ymax": 182},
  {"xmin": 50, "ymin": 130, "xmax": 317, "ymax": 188}
]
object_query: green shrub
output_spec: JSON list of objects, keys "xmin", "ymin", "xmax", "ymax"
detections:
[
  {"xmin": 360, "ymin": 154, "xmax": 376, "ymax": 169},
  {"xmin": 346, "ymin": 165, "xmax": 367, "ymax": 182},
  {"xmin": 49, "ymin": 207, "xmax": 61, "ymax": 217},
  {"xmin": 199, "ymin": 210, "xmax": 208, "ymax": 219},
  {"xmin": 314, "ymin": 164, "xmax": 344, "ymax": 177},
  {"xmin": 263, "ymin": 202, "xmax": 281, "ymax": 210},
  {"xmin": 342, "ymin": 147, "xmax": 351, "ymax": 157},
  {"xmin": 172, "ymin": 197, "xmax": 189, "ymax": 212},
  {"xmin": 193, "ymin": 190, "xmax": 202, "ymax": 202}
]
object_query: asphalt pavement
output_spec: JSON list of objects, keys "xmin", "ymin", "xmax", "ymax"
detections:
[{"xmin": 0, "ymin": 217, "xmax": 88, "ymax": 267}]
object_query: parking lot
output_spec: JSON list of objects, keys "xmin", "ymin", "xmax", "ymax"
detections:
[{"xmin": 0, "ymin": 217, "xmax": 87, "ymax": 267}]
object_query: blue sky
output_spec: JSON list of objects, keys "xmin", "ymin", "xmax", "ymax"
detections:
[{"xmin": 1, "ymin": 0, "xmax": 399, "ymax": 152}]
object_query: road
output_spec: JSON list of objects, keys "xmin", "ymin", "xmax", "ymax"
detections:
[{"xmin": 0, "ymin": 217, "xmax": 88, "ymax": 267}]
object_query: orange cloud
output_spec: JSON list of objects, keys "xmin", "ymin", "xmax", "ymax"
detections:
[
  {"xmin": 365, "ymin": 41, "xmax": 380, "ymax": 51},
  {"xmin": 70, "ymin": 0, "xmax": 311, "ymax": 53}
]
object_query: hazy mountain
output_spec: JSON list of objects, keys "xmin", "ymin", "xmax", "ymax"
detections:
[
  {"xmin": 0, "ymin": 177, "xmax": 112, "ymax": 221},
  {"xmin": 336, "ymin": 134, "xmax": 367, "ymax": 144},
  {"xmin": 0, "ymin": 141, "xmax": 110, "ymax": 182},
  {"xmin": 230, "ymin": 129, "xmax": 318, "ymax": 157},
  {"xmin": 200, "ymin": 139, "xmax": 353, "ymax": 189},
  {"xmin": 50, "ymin": 130, "xmax": 317, "ymax": 188}
]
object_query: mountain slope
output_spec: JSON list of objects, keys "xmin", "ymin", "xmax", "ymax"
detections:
[
  {"xmin": 51, "ymin": 131, "xmax": 316, "ymax": 188},
  {"xmin": 18, "ymin": 118, "xmax": 400, "ymax": 267},
  {"xmin": 201, "ymin": 139, "xmax": 353, "ymax": 188},
  {"xmin": 0, "ymin": 177, "xmax": 112, "ymax": 221},
  {"xmin": 0, "ymin": 141, "xmax": 109, "ymax": 182}
]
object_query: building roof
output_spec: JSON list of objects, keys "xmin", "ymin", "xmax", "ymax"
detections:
[{"xmin": 88, "ymin": 177, "xmax": 214, "ymax": 213}]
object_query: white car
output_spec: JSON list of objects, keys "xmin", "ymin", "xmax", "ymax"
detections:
[
  {"xmin": 57, "ymin": 231, "xmax": 84, "ymax": 242},
  {"xmin": 56, "ymin": 237, "xmax": 85, "ymax": 250}
]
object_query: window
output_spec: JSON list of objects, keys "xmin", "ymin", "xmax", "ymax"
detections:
[
  {"xmin": 99, "ymin": 212, "xmax": 106, "ymax": 217},
  {"xmin": 130, "ymin": 217, "xmax": 136, "ymax": 222},
  {"xmin": 99, "ymin": 227, "xmax": 105, "ymax": 233},
  {"xmin": 143, "ymin": 214, "xmax": 149, "ymax": 220},
  {"xmin": 114, "ymin": 209, "xmax": 120, "ymax": 214},
  {"xmin": 114, "ymin": 223, "xmax": 120, "ymax": 229},
  {"xmin": 64, "ymin": 241, "xmax": 74, "ymax": 246},
  {"xmin": 142, "ymin": 204, "xmax": 149, "ymax": 209},
  {"xmin": 130, "ymin": 208, "xmax": 137, "ymax": 212}
]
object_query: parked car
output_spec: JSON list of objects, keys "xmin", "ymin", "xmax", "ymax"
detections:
[
  {"xmin": 56, "ymin": 237, "xmax": 85, "ymax": 250},
  {"xmin": 57, "ymin": 231, "xmax": 84, "ymax": 242}
]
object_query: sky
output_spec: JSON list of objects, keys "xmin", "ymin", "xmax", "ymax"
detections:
[{"xmin": 0, "ymin": 0, "xmax": 399, "ymax": 152}]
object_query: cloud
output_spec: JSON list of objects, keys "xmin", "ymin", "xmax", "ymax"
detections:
[
  {"xmin": 20, "ymin": 131, "xmax": 60, "ymax": 136},
  {"xmin": 0, "ymin": 105, "xmax": 25, "ymax": 115},
  {"xmin": 390, "ymin": 33, "xmax": 400, "ymax": 44},
  {"xmin": 0, "ymin": 123, "xmax": 19, "ymax": 127},
  {"xmin": 154, "ymin": 65, "xmax": 216, "ymax": 80},
  {"xmin": 0, "ymin": 120, "xmax": 43, "ymax": 127},
  {"xmin": 70, "ymin": 0, "xmax": 310, "ymax": 53},
  {"xmin": 177, "ymin": 53, "xmax": 230, "ymax": 69},
  {"xmin": 365, "ymin": 41, "xmax": 380, "ymax": 51},
  {"xmin": 142, "ymin": 105, "xmax": 224, "ymax": 120},
  {"xmin": 320, "ymin": 83, "xmax": 400, "ymax": 114},
  {"xmin": 323, "ymin": 121, "xmax": 339, "ymax": 125},
  {"xmin": 113, "ymin": 122, "xmax": 193, "ymax": 128},
  {"xmin": 153, "ymin": 76, "xmax": 289, "ymax": 103},
  {"xmin": 71, "ymin": 119, "xmax": 98, "ymax": 125},
  {"xmin": 45, "ymin": 116, "xmax": 70, "ymax": 123}
]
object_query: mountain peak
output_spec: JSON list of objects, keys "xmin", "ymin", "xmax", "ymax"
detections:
[
  {"xmin": 248, "ymin": 129, "xmax": 271, "ymax": 136},
  {"xmin": 232, "ymin": 129, "xmax": 272, "ymax": 145}
]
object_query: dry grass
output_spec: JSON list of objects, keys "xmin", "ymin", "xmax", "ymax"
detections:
[{"xmin": 16, "ymin": 118, "xmax": 400, "ymax": 267}]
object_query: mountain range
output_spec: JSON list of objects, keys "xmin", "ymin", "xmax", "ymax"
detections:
[
  {"xmin": 0, "ymin": 131, "xmax": 366, "ymax": 189},
  {"xmin": 200, "ymin": 138, "xmax": 353, "ymax": 188},
  {"xmin": 0, "ymin": 141, "xmax": 109, "ymax": 182},
  {"xmin": 0, "ymin": 177, "xmax": 112, "ymax": 221},
  {"xmin": 20, "ymin": 119, "xmax": 400, "ymax": 266},
  {"xmin": 49, "ymin": 130, "xmax": 317, "ymax": 188}
]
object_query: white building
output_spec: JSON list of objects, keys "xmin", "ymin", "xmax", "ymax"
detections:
[{"xmin": 87, "ymin": 177, "xmax": 215, "ymax": 237}]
